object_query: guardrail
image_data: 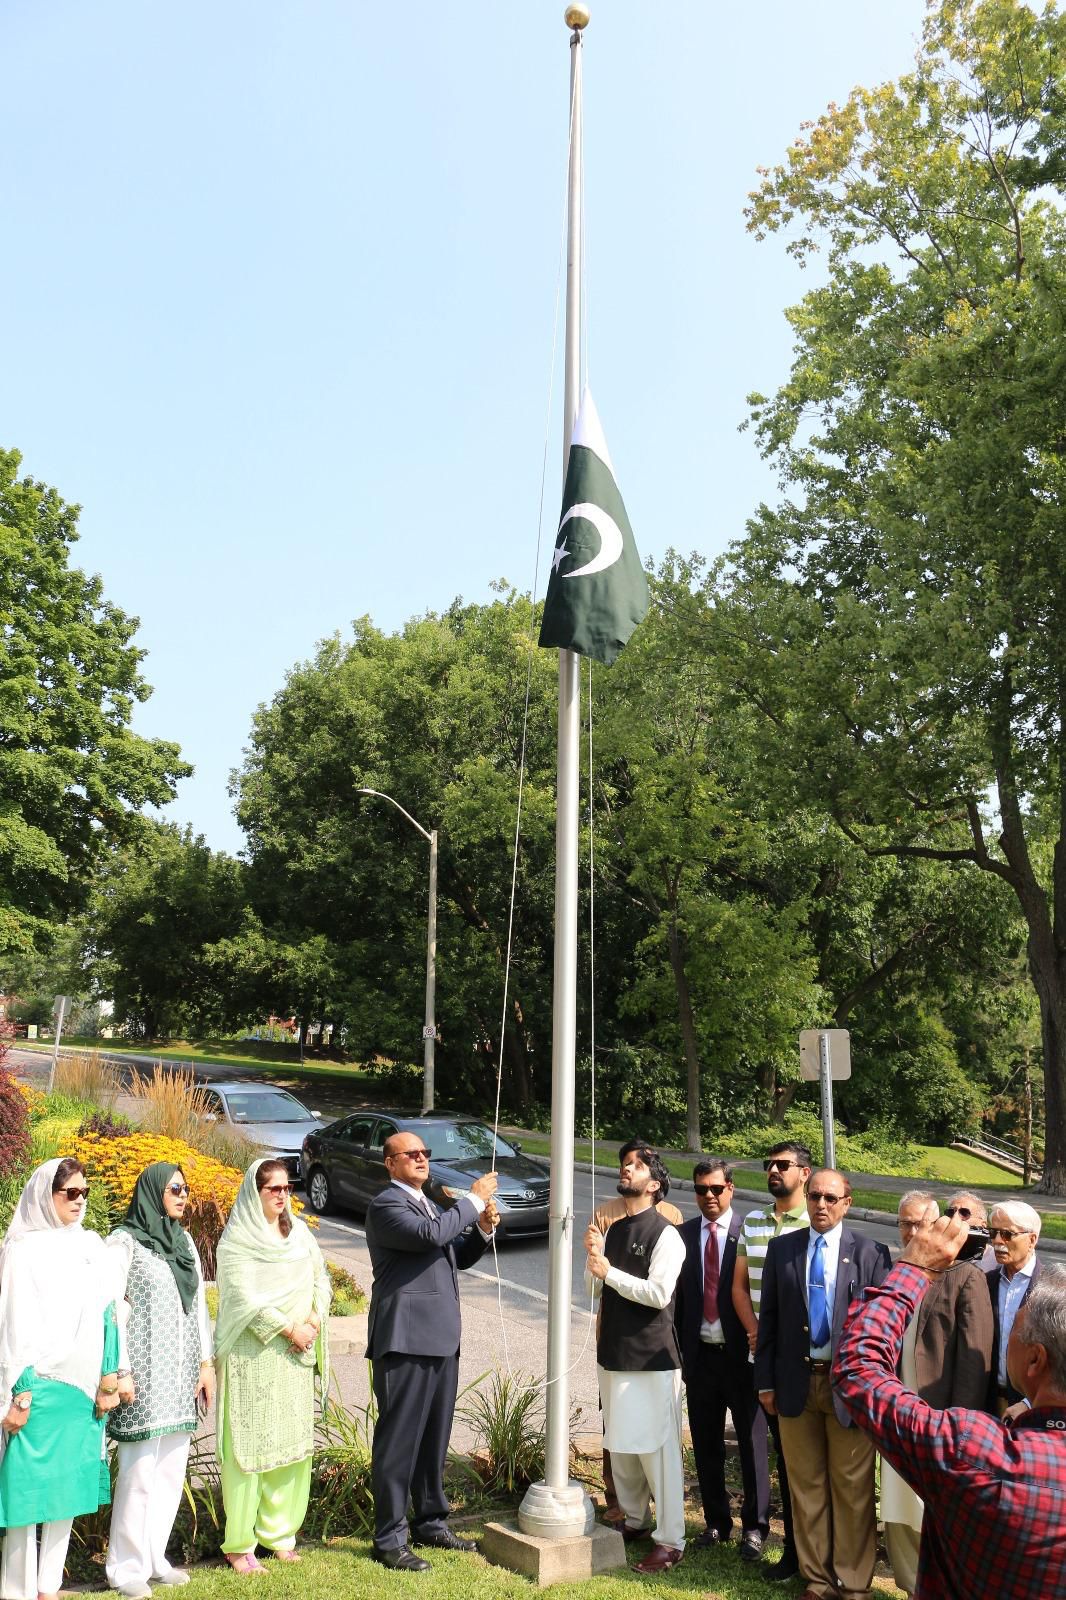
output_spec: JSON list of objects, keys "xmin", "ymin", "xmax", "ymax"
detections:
[{"xmin": 953, "ymin": 1132, "xmax": 1043, "ymax": 1179}]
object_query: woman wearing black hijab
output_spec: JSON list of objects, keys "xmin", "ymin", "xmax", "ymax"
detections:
[{"xmin": 104, "ymin": 1164, "xmax": 214, "ymax": 1599}]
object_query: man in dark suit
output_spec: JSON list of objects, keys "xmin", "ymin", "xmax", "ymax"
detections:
[
  {"xmin": 365, "ymin": 1130, "xmax": 499, "ymax": 1571},
  {"xmin": 675, "ymin": 1159, "xmax": 769, "ymax": 1561},
  {"xmin": 755, "ymin": 1169, "xmax": 891, "ymax": 1600},
  {"xmin": 987, "ymin": 1200, "xmax": 1043, "ymax": 1414}
]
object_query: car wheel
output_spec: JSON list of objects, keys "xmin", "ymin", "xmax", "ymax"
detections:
[{"xmin": 307, "ymin": 1167, "xmax": 333, "ymax": 1214}]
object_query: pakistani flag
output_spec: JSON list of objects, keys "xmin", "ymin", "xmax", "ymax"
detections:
[{"xmin": 538, "ymin": 390, "xmax": 649, "ymax": 665}]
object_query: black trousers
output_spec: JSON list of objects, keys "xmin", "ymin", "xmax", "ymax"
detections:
[
  {"xmin": 765, "ymin": 1402, "xmax": 797, "ymax": 1558},
  {"xmin": 371, "ymin": 1351, "xmax": 459, "ymax": 1551},
  {"xmin": 685, "ymin": 1343, "xmax": 770, "ymax": 1538}
]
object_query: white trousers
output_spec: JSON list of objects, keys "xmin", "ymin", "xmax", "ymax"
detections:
[
  {"xmin": 106, "ymin": 1433, "xmax": 191, "ymax": 1589},
  {"xmin": 610, "ymin": 1439, "xmax": 686, "ymax": 1551},
  {"xmin": 0, "ymin": 1519, "xmax": 74, "ymax": 1600}
]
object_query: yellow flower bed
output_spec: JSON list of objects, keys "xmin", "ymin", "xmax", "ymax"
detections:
[
  {"xmin": 14, "ymin": 1081, "xmax": 47, "ymax": 1118},
  {"xmin": 73, "ymin": 1130, "xmax": 243, "ymax": 1214}
]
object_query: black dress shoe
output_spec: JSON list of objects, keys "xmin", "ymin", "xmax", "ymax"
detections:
[
  {"xmin": 412, "ymin": 1529, "xmax": 477, "ymax": 1552},
  {"xmin": 740, "ymin": 1530, "xmax": 765, "ymax": 1562},
  {"xmin": 375, "ymin": 1547, "xmax": 430, "ymax": 1572},
  {"xmin": 760, "ymin": 1551, "xmax": 800, "ymax": 1583},
  {"xmin": 620, "ymin": 1523, "xmax": 654, "ymax": 1544},
  {"xmin": 694, "ymin": 1527, "xmax": 731, "ymax": 1549}
]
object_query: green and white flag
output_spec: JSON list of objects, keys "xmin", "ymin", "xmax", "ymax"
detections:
[{"xmin": 538, "ymin": 389, "xmax": 649, "ymax": 665}]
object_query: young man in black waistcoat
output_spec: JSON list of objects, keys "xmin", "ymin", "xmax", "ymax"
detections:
[{"xmin": 584, "ymin": 1144, "xmax": 687, "ymax": 1574}]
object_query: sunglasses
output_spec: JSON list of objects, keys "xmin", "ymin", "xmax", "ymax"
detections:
[
  {"xmin": 392, "ymin": 1149, "xmax": 432, "ymax": 1161},
  {"xmin": 764, "ymin": 1159, "xmax": 801, "ymax": 1172},
  {"xmin": 945, "ymin": 1206, "xmax": 975, "ymax": 1221},
  {"xmin": 167, "ymin": 1182, "xmax": 191, "ymax": 1197},
  {"xmin": 56, "ymin": 1185, "xmax": 89, "ymax": 1201},
  {"xmin": 264, "ymin": 1184, "xmax": 292, "ymax": 1196},
  {"xmin": 694, "ymin": 1183, "xmax": 730, "ymax": 1197},
  {"xmin": 808, "ymin": 1191, "xmax": 847, "ymax": 1205},
  {"xmin": 989, "ymin": 1226, "xmax": 1029, "ymax": 1242}
]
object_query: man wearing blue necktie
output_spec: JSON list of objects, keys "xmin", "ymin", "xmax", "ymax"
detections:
[{"xmin": 754, "ymin": 1170, "xmax": 890, "ymax": 1600}]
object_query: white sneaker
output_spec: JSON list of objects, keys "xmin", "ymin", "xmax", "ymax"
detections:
[
  {"xmin": 117, "ymin": 1585, "xmax": 152, "ymax": 1599},
  {"xmin": 153, "ymin": 1573, "xmax": 191, "ymax": 1587}
]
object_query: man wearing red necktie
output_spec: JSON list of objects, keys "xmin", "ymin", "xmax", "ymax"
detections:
[{"xmin": 675, "ymin": 1160, "xmax": 771, "ymax": 1562}]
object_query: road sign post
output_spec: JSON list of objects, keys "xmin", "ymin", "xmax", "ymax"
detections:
[
  {"xmin": 47, "ymin": 995, "xmax": 69, "ymax": 1093},
  {"xmin": 799, "ymin": 1028, "xmax": 851, "ymax": 1170}
]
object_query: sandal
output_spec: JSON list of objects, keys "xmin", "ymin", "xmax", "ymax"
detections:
[
  {"xmin": 225, "ymin": 1553, "xmax": 264, "ymax": 1574},
  {"xmin": 272, "ymin": 1550, "xmax": 301, "ymax": 1563}
]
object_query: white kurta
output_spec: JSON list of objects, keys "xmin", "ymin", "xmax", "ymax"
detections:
[
  {"xmin": 587, "ymin": 1218, "xmax": 686, "ymax": 1547},
  {"xmin": 880, "ymin": 1311, "xmax": 924, "ymax": 1532}
]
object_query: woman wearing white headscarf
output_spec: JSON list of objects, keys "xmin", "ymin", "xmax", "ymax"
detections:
[
  {"xmin": 214, "ymin": 1158, "xmax": 330, "ymax": 1573},
  {"xmin": 0, "ymin": 1157, "xmax": 122, "ymax": 1600}
]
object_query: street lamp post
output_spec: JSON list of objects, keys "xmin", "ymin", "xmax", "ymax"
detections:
[{"xmin": 357, "ymin": 788, "xmax": 437, "ymax": 1114}]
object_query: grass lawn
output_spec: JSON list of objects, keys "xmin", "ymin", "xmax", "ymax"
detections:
[
  {"xmin": 150, "ymin": 1533, "xmax": 904, "ymax": 1600},
  {"xmin": 21, "ymin": 1037, "xmax": 396, "ymax": 1086}
]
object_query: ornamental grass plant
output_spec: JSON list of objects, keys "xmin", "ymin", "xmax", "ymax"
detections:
[{"xmin": 52, "ymin": 1049, "xmax": 122, "ymax": 1109}]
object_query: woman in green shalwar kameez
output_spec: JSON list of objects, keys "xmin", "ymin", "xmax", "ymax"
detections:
[
  {"xmin": 214, "ymin": 1159, "xmax": 330, "ymax": 1572},
  {"xmin": 0, "ymin": 1158, "xmax": 122, "ymax": 1600}
]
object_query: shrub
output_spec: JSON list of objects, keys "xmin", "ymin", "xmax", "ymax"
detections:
[
  {"xmin": 0, "ymin": 1072, "xmax": 31, "ymax": 1182},
  {"xmin": 77, "ymin": 1110, "xmax": 134, "ymax": 1139},
  {"xmin": 305, "ymin": 1384, "xmax": 376, "ymax": 1540},
  {"xmin": 127, "ymin": 1065, "xmax": 211, "ymax": 1143},
  {"xmin": 456, "ymin": 1371, "xmax": 586, "ymax": 1494},
  {"xmin": 326, "ymin": 1260, "xmax": 366, "ymax": 1315}
]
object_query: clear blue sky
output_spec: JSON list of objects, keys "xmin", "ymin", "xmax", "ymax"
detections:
[{"xmin": 3, "ymin": 0, "xmax": 926, "ymax": 856}]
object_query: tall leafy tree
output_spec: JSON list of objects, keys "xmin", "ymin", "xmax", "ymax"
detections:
[
  {"xmin": 730, "ymin": 0, "xmax": 1066, "ymax": 1188},
  {"xmin": 0, "ymin": 449, "xmax": 189, "ymax": 960}
]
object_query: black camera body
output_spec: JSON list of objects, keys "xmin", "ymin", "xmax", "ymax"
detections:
[{"xmin": 956, "ymin": 1226, "xmax": 991, "ymax": 1263}]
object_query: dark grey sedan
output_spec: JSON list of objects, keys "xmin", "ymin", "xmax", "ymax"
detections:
[{"xmin": 301, "ymin": 1110, "xmax": 550, "ymax": 1238}]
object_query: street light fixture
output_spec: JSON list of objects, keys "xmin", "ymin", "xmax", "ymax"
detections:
[{"xmin": 356, "ymin": 787, "xmax": 438, "ymax": 1114}]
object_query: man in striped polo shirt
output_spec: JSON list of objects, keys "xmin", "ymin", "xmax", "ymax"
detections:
[{"xmin": 731, "ymin": 1141, "xmax": 812, "ymax": 1585}]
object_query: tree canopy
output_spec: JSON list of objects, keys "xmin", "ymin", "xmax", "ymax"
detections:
[{"xmin": 0, "ymin": 449, "xmax": 189, "ymax": 961}]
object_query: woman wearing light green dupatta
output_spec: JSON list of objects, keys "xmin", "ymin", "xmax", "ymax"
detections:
[{"xmin": 214, "ymin": 1159, "xmax": 330, "ymax": 1572}]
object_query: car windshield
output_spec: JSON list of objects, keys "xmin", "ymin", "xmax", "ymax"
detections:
[
  {"xmin": 223, "ymin": 1090, "xmax": 312, "ymax": 1124},
  {"xmin": 429, "ymin": 1122, "xmax": 517, "ymax": 1161}
]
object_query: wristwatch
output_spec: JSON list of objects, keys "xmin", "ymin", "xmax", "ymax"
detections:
[{"xmin": 12, "ymin": 1397, "xmax": 31, "ymax": 1412}]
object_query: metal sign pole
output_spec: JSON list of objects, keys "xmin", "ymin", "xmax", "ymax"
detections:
[
  {"xmin": 47, "ymin": 996, "xmax": 68, "ymax": 1094},
  {"xmin": 818, "ymin": 1029, "xmax": 835, "ymax": 1169}
]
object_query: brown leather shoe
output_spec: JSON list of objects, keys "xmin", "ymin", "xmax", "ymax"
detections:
[{"xmin": 634, "ymin": 1544, "xmax": 683, "ymax": 1574}]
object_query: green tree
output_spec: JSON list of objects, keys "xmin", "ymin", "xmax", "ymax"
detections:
[
  {"xmin": 0, "ymin": 450, "xmax": 189, "ymax": 960},
  {"xmin": 731, "ymin": 0, "xmax": 1066, "ymax": 1188},
  {"xmin": 87, "ymin": 822, "xmax": 248, "ymax": 1037}
]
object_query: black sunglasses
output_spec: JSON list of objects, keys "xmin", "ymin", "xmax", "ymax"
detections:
[
  {"xmin": 694, "ymin": 1182, "xmax": 730, "ymax": 1197},
  {"xmin": 167, "ymin": 1182, "xmax": 191, "ymax": 1197},
  {"xmin": 56, "ymin": 1185, "xmax": 90, "ymax": 1201},
  {"xmin": 946, "ymin": 1206, "xmax": 974, "ymax": 1221},
  {"xmin": 391, "ymin": 1148, "xmax": 432, "ymax": 1161},
  {"xmin": 763, "ymin": 1158, "xmax": 801, "ymax": 1172}
]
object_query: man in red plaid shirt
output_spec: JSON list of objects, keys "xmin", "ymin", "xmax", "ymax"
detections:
[{"xmin": 835, "ymin": 1205, "xmax": 1066, "ymax": 1599}]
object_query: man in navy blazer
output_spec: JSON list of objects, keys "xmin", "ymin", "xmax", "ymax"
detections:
[
  {"xmin": 675, "ymin": 1159, "xmax": 770, "ymax": 1560},
  {"xmin": 366, "ymin": 1130, "xmax": 498, "ymax": 1570},
  {"xmin": 987, "ymin": 1200, "xmax": 1043, "ymax": 1412},
  {"xmin": 754, "ymin": 1169, "xmax": 890, "ymax": 1600}
]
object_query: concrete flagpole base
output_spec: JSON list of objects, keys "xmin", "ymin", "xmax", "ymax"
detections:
[{"xmin": 482, "ymin": 1503, "xmax": 626, "ymax": 1587}]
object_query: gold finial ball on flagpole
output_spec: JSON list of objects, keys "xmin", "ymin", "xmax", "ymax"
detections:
[{"xmin": 564, "ymin": 4, "xmax": 590, "ymax": 29}]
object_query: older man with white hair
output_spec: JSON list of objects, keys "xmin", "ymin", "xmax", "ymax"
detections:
[
  {"xmin": 882, "ymin": 1191, "xmax": 994, "ymax": 1595},
  {"xmin": 987, "ymin": 1200, "xmax": 1042, "ymax": 1414}
]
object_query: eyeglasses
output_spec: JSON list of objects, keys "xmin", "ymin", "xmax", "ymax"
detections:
[
  {"xmin": 56, "ymin": 1185, "xmax": 89, "ymax": 1201},
  {"xmin": 167, "ymin": 1183, "xmax": 190, "ymax": 1197},
  {"xmin": 989, "ymin": 1226, "xmax": 1030, "ymax": 1242},
  {"xmin": 763, "ymin": 1159, "xmax": 801, "ymax": 1173},
  {"xmin": 264, "ymin": 1184, "xmax": 292, "ymax": 1196},
  {"xmin": 808, "ymin": 1191, "xmax": 848, "ymax": 1206},
  {"xmin": 694, "ymin": 1183, "xmax": 730, "ymax": 1197},
  {"xmin": 945, "ymin": 1206, "xmax": 975, "ymax": 1221},
  {"xmin": 391, "ymin": 1149, "xmax": 431, "ymax": 1161}
]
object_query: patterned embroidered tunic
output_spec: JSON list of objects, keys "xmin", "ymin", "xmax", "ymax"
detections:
[{"xmin": 106, "ymin": 1231, "xmax": 211, "ymax": 1443}]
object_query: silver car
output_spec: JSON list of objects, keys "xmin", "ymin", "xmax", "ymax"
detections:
[{"xmin": 199, "ymin": 1081, "xmax": 322, "ymax": 1184}]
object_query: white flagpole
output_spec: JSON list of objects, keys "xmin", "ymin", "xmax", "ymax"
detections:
[{"xmin": 518, "ymin": 2, "xmax": 594, "ymax": 1541}]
